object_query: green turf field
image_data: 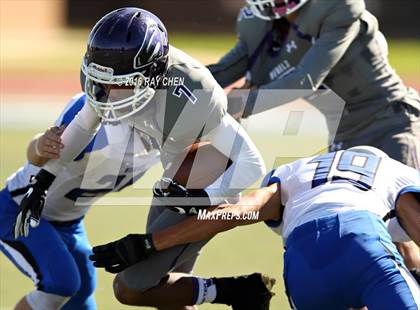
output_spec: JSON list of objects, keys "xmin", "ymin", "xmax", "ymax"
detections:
[{"xmin": 0, "ymin": 31, "xmax": 419, "ymax": 309}]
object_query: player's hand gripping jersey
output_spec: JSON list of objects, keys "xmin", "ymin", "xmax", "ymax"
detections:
[
  {"xmin": 209, "ymin": 0, "xmax": 420, "ymax": 135},
  {"xmin": 263, "ymin": 146, "xmax": 420, "ymax": 241}
]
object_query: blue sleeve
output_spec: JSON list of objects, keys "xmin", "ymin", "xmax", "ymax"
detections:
[
  {"xmin": 55, "ymin": 93, "xmax": 86, "ymax": 126},
  {"xmin": 260, "ymin": 169, "xmax": 281, "ymax": 188}
]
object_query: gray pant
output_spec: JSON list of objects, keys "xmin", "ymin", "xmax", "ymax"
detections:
[
  {"xmin": 119, "ymin": 199, "xmax": 211, "ymax": 291},
  {"xmin": 330, "ymin": 102, "xmax": 420, "ymax": 168}
]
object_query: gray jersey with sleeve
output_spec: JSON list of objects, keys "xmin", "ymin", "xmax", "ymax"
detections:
[
  {"xmin": 208, "ymin": 0, "xmax": 420, "ymax": 137},
  {"xmin": 127, "ymin": 46, "xmax": 227, "ymax": 168},
  {"xmin": 42, "ymin": 45, "xmax": 261, "ymax": 206}
]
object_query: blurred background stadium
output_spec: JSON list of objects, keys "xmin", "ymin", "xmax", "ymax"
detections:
[{"xmin": 0, "ymin": 1, "xmax": 419, "ymax": 309}]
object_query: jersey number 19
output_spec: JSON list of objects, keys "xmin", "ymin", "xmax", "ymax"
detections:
[{"xmin": 310, "ymin": 151, "xmax": 381, "ymax": 191}]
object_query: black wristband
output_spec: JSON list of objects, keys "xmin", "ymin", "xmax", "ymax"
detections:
[
  {"xmin": 130, "ymin": 234, "xmax": 156, "ymax": 258},
  {"xmin": 36, "ymin": 169, "xmax": 56, "ymax": 188},
  {"xmin": 142, "ymin": 233, "xmax": 156, "ymax": 256}
]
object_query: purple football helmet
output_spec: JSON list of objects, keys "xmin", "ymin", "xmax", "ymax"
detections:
[{"xmin": 81, "ymin": 7, "xmax": 169, "ymax": 121}]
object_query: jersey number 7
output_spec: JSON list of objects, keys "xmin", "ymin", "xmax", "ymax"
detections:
[
  {"xmin": 173, "ymin": 85, "xmax": 198, "ymax": 104},
  {"xmin": 309, "ymin": 151, "xmax": 381, "ymax": 191}
]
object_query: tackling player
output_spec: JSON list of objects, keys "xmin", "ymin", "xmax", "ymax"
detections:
[
  {"xmin": 13, "ymin": 7, "xmax": 266, "ymax": 309},
  {"xmin": 208, "ymin": 0, "xmax": 420, "ymax": 272},
  {"xmin": 0, "ymin": 93, "xmax": 160, "ymax": 309},
  {"xmin": 91, "ymin": 146, "xmax": 420, "ymax": 309}
]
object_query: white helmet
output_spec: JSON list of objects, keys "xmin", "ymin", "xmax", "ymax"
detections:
[{"xmin": 245, "ymin": 0, "xmax": 309, "ymax": 20}]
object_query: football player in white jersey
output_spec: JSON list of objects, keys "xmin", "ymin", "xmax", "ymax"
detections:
[
  {"xmin": 0, "ymin": 92, "xmax": 161, "ymax": 309},
  {"xmin": 92, "ymin": 146, "xmax": 420, "ymax": 309},
  {"xmin": 12, "ymin": 7, "xmax": 266, "ymax": 310},
  {"xmin": 210, "ymin": 0, "xmax": 420, "ymax": 273}
]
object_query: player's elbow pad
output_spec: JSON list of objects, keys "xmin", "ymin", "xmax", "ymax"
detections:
[{"xmin": 387, "ymin": 217, "xmax": 411, "ymax": 243}]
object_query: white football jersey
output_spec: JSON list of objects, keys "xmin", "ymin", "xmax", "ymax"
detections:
[
  {"xmin": 6, "ymin": 93, "xmax": 160, "ymax": 221},
  {"xmin": 263, "ymin": 147, "xmax": 420, "ymax": 240}
]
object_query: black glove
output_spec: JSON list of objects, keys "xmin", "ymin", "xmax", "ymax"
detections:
[
  {"xmin": 14, "ymin": 169, "xmax": 55, "ymax": 238},
  {"xmin": 89, "ymin": 234, "xmax": 156, "ymax": 273},
  {"xmin": 153, "ymin": 177, "xmax": 211, "ymax": 215}
]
